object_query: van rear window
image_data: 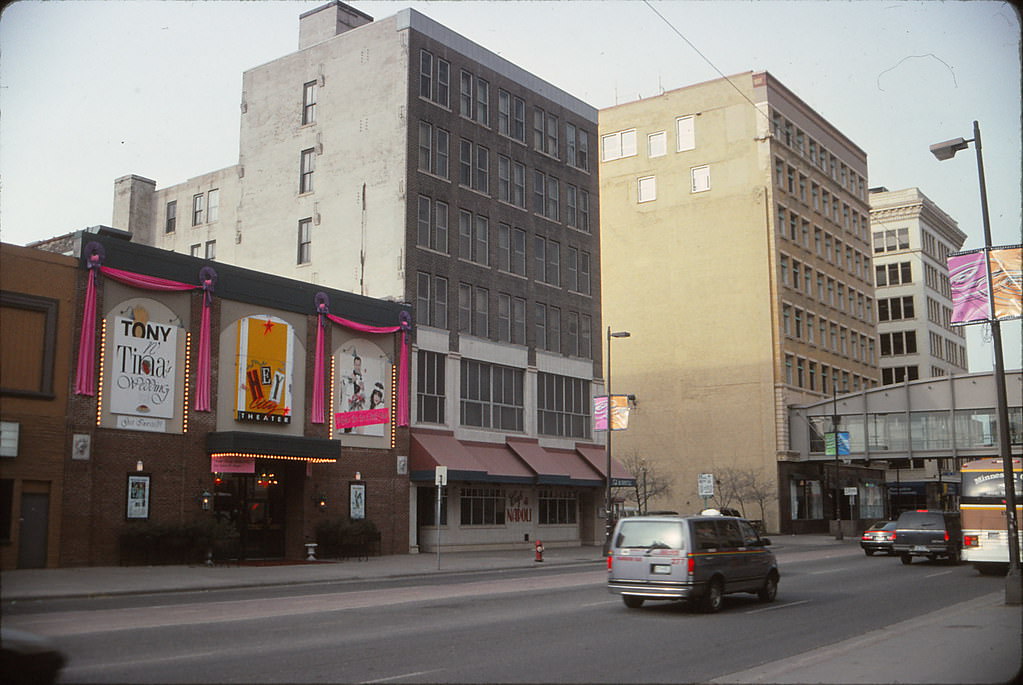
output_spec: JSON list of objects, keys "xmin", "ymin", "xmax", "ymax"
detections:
[{"xmin": 615, "ymin": 521, "xmax": 684, "ymax": 550}]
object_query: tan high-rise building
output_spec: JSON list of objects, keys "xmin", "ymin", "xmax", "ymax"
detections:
[
  {"xmin": 599, "ymin": 72, "xmax": 878, "ymax": 532},
  {"xmin": 868, "ymin": 186, "xmax": 968, "ymax": 384}
]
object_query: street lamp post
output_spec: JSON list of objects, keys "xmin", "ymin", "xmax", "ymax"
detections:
[
  {"xmin": 604, "ymin": 327, "xmax": 630, "ymax": 553},
  {"xmin": 832, "ymin": 385, "xmax": 843, "ymax": 541},
  {"xmin": 930, "ymin": 121, "xmax": 1021, "ymax": 605}
]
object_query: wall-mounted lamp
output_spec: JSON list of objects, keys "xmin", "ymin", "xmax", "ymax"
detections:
[
  {"xmin": 354, "ymin": 471, "xmax": 362, "ymax": 480},
  {"xmin": 199, "ymin": 490, "xmax": 212, "ymax": 511},
  {"xmin": 136, "ymin": 460, "xmax": 144, "ymax": 472},
  {"xmin": 315, "ymin": 494, "xmax": 327, "ymax": 510}
]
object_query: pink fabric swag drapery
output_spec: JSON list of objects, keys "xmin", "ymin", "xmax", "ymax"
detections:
[
  {"xmin": 74, "ymin": 245, "xmax": 214, "ymax": 412},
  {"xmin": 311, "ymin": 295, "xmax": 412, "ymax": 427}
]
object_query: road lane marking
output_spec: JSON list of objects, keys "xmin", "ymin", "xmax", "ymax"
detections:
[
  {"xmin": 744, "ymin": 599, "xmax": 811, "ymax": 614},
  {"xmin": 362, "ymin": 669, "xmax": 445, "ymax": 683},
  {"xmin": 925, "ymin": 569, "xmax": 955, "ymax": 578}
]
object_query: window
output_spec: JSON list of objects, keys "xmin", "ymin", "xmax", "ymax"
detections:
[
  {"xmin": 190, "ymin": 243, "xmax": 201, "ymax": 257},
  {"xmin": 192, "ymin": 193, "xmax": 204, "ymax": 226},
  {"xmin": 298, "ymin": 218, "xmax": 312, "ymax": 264},
  {"xmin": 476, "ymin": 77, "xmax": 489, "ymax": 126},
  {"xmin": 638, "ymin": 176, "xmax": 657, "ymax": 203},
  {"xmin": 876, "ymin": 262, "xmax": 912, "ymax": 286},
  {"xmin": 873, "ymin": 228, "xmax": 911, "ymax": 254},
  {"xmin": 498, "ymin": 89, "xmax": 511, "ymax": 136},
  {"xmin": 601, "ymin": 129, "xmax": 637, "ymax": 161},
  {"xmin": 498, "ymin": 156, "xmax": 512, "ymax": 203},
  {"xmin": 418, "ymin": 123, "xmax": 449, "ymax": 178},
  {"xmin": 648, "ymin": 131, "xmax": 667, "ymax": 157},
  {"xmin": 676, "ymin": 115, "xmax": 695, "ymax": 151},
  {"xmin": 537, "ymin": 372, "xmax": 591, "ymax": 438},
  {"xmin": 417, "ymin": 197, "xmax": 448, "ymax": 253},
  {"xmin": 473, "ymin": 286, "xmax": 489, "ymax": 337},
  {"xmin": 565, "ymin": 185, "xmax": 578, "ymax": 228},
  {"xmin": 459, "ymin": 70, "xmax": 473, "ymax": 118},
  {"xmin": 0, "ymin": 292, "xmax": 58, "ymax": 398},
  {"xmin": 512, "ymin": 161, "xmax": 525, "ymax": 208},
  {"xmin": 460, "ymin": 487, "xmax": 505, "ymax": 525},
  {"xmin": 474, "ymin": 145, "xmax": 489, "ymax": 193},
  {"xmin": 416, "ymin": 273, "xmax": 448, "ymax": 329},
  {"xmin": 436, "ymin": 59, "xmax": 449, "ymax": 107},
  {"xmin": 204, "ymin": 240, "xmax": 216, "ymax": 260},
  {"xmin": 512, "ymin": 96, "xmax": 526, "ymax": 142},
  {"xmin": 300, "ymin": 148, "xmax": 315, "ymax": 193},
  {"xmin": 566, "ymin": 247, "xmax": 591, "ymax": 295},
  {"xmin": 567, "ymin": 123, "xmax": 590, "ymax": 170},
  {"xmin": 303, "ymin": 80, "xmax": 317, "ymax": 125},
  {"xmin": 460, "ymin": 359, "xmax": 523, "ymax": 430},
  {"xmin": 533, "ymin": 170, "xmax": 546, "ymax": 215},
  {"xmin": 165, "ymin": 201, "xmax": 176, "ymax": 233},
  {"xmin": 534, "ymin": 237, "xmax": 560, "ymax": 286},
  {"xmin": 458, "ymin": 210, "xmax": 488, "ymax": 265},
  {"xmin": 207, "ymin": 189, "xmax": 219, "ymax": 222},
  {"xmin": 545, "ymin": 112, "xmax": 559, "ymax": 158},
  {"xmin": 539, "ymin": 489, "xmax": 577, "ymax": 524},
  {"xmin": 417, "ymin": 350, "xmax": 446, "ymax": 424},
  {"xmin": 496, "ymin": 295, "xmax": 526, "ymax": 345},
  {"xmin": 535, "ymin": 302, "xmax": 547, "ymax": 350},
  {"xmin": 497, "ymin": 224, "xmax": 526, "ymax": 276},
  {"xmin": 546, "ymin": 176, "xmax": 559, "ymax": 220},
  {"xmin": 880, "ymin": 331, "xmax": 918, "ymax": 357},
  {"xmin": 458, "ymin": 283, "xmax": 472, "ymax": 334},
  {"xmin": 878, "ymin": 296, "xmax": 914, "ymax": 322},
  {"xmin": 691, "ymin": 165, "xmax": 710, "ymax": 193},
  {"xmin": 459, "ymin": 139, "xmax": 472, "ymax": 186},
  {"xmin": 578, "ymin": 189, "xmax": 590, "ymax": 233},
  {"xmin": 882, "ymin": 366, "xmax": 920, "ymax": 385},
  {"xmin": 419, "ymin": 51, "xmax": 432, "ymax": 100}
]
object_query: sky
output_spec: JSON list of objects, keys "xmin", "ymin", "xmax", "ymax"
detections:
[{"xmin": 0, "ymin": 0, "xmax": 1020, "ymax": 370}]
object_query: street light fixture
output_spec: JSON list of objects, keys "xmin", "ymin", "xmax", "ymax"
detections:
[
  {"xmin": 604, "ymin": 328, "xmax": 630, "ymax": 553},
  {"xmin": 930, "ymin": 120, "xmax": 1020, "ymax": 606}
]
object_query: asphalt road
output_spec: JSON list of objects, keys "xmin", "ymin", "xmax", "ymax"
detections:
[{"xmin": 4, "ymin": 552, "xmax": 1010, "ymax": 683}]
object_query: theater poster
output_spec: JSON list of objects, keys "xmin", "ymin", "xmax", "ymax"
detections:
[
  {"xmin": 335, "ymin": 340, "xmax": 390, "ymax": 436},
  {"xmin": 109, "ymin": 315, "xmax": 178, "ymax": 420},
  {"xmin": 235, "ymin": 315, "xmax": 294, "ymax": 425}
]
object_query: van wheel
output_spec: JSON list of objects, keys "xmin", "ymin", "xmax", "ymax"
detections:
[
  {"xmin": 900, "ymin": 554, "xmax": 912, "ymax": 565},
  {"xmin": 758, "ymin": 572, "xmax": 778, "ymax": 602},
  {"xmin": 700, "ymin": 579, "xmax": 724, "ymax": 613},
  {"xmin": 622, "ymin": 596, "xmax": 644, "ymax": 609}
]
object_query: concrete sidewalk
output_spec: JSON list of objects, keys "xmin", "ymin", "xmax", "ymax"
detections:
[{"xmin": 2, "ymin": 536, "xmax": 1019, "ymax": 684}]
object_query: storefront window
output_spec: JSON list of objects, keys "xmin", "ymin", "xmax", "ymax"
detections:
[
  {"xmin": 539, "ymin": 489, "xmax": 577, "ymax": 524},
  {"xmin": 460, "ymin": 487, "xmax": 505, "ymax": 525},
  {"xmin": 860, "ymin": 482, "xmax": 884, "ymax": 519},
  {"xmin": 790, "ymin": 479, "xmax": 822, "ymax": 519}
]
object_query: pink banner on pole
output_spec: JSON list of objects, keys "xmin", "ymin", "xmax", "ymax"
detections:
[
  {"xmin": 948, "ymin": 251, "xmax": 991, "ymax": 324},
  {"xmin": 335, "ymin": 407, "xmax": 390, "ymax": 430}
]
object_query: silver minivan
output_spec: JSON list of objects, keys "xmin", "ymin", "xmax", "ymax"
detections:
[{"xmin": 607, "ymin": 511, "xmax": 779, "ymax": 612}]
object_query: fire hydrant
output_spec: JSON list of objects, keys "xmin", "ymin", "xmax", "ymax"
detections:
[{"xmin": 534, "ymin": 539, "xmax": 544, "ymax": 562}]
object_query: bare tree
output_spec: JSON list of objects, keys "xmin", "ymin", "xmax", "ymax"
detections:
[
  {"xmin": 615, "ymin": 452, "xmax": 675, "ymax": 514},
  {"xmin": 713, "ymin": 466, "xmax": 776, "ymax": 524}
]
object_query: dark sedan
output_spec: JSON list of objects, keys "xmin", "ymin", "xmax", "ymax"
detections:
[{"xmin": 860, "ymin": 520, "xmax": 897, "ymax": 556}]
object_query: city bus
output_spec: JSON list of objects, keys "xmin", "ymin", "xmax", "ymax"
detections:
[{"xmin": 959, "ymin": 457, "xmax": 1023, "ymax": 575}]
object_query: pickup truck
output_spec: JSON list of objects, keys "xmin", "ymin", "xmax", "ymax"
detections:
[{"xmin": 891, "ymin": 510, "xmax": 962, "ymax": 564}]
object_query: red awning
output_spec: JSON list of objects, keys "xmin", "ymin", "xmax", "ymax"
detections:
[
  {"xmin": 410, "ymin": 431, "xmax": 487, "ymax": 478},
  {"xmin": 410, "ymin": 429, "xmax": 612, "ymax": 486},
  {"xmin": 575, "ymin": 443, "xmax": 637, "ymax": 485}
]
